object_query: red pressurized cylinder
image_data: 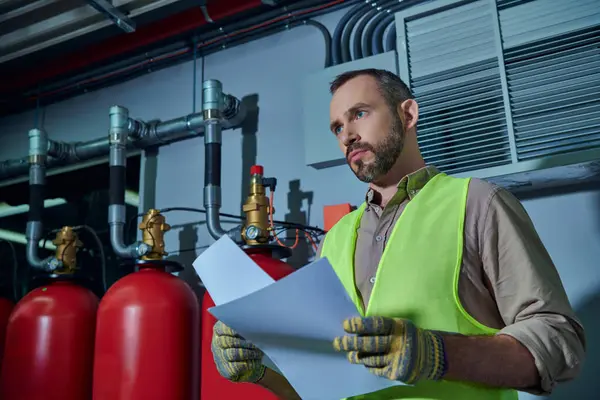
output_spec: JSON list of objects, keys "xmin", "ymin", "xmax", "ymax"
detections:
[
  {"xmin": 200, "ymin": 250, "xmax": 296, "ymax": 400},
  {"xmin": 0, "ymin": 281, "xmax": 98, "ymax": 400},
  {"xmin": 0, "ymin": 297, "xmax": 14, "ymax": 367},
  {"xmin": 93, "ymin": 266, "xmax": 200, "ymax": 400}
]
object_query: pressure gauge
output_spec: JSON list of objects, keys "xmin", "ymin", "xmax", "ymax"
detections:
[{"xmin": 245, "ymin": 225, "xmax": 259, "ymax": 240}]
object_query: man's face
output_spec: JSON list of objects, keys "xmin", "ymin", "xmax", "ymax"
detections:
[{"xmin": 329, "ymin": 75, "xmax": 405, "ymax": 183}]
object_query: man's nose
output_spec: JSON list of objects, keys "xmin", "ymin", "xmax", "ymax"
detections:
[{"xmin": 342, "ymin": 128, "xmax": 360, "ymax": 147}]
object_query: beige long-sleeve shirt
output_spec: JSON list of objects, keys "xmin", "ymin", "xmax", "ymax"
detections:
[{"xmin": 316, "ymin": 165, "xmax": 585, "ymax": 395}]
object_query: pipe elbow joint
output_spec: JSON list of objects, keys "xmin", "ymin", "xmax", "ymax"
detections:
[
  {"xmin": 226, "ymin": 225, "xmax": 244, "ymax": 245},
  {"xmin": 109, "ymin": 223, "xmax": 142, "ymax": 259},
  {"xmin": 222, "ymin": 95, "xmax": 247, "ymax": 129},
  {"xmin": 25, "ymin": 221, "xmax": 53, "ymax": 271}
]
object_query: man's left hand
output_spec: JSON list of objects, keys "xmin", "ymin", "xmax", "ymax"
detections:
[{"xmin": 333, "ymin": 316, "xmax": 447, "ymax": 384}]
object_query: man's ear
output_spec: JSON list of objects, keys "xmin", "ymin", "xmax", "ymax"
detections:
[{"xmin": 397, "ymin": 99, "xmax": 419, "ymax": 131}]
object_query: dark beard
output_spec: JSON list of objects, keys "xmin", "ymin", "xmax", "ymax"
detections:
[{"xmin": 346, "ymin": 114, "xmax": 405, "ymax": 183}]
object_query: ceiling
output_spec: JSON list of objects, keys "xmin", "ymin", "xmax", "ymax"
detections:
[
  {"xmin": 0, "ymin": 0, "xmax": 198, "ymax": 66},
  {"xmin": 0, "ymin": 0, "xmax": 219, "ymax": 70},
  {"xmin": 0, "ymin": 0, "xmax": 282, "ymax": 115}
]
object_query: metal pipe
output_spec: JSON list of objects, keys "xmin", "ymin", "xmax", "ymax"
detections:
[
  {"xmin": 25, "ymin": 128, "xmax": 53, "ymax": 271},
  {"xmin": 0, "ymin": 158, "xmax": 28, "ymax": 180},
  {"xmin": 202, "ymin": 79, "xmax": 228, "ymax": 240},
  {"xmin": 108, "ymin": 105, "xmax": 145, "ymax": 259},
  {"xmin": 128, "ymin": 112, "xmax": 206, "ymax": 146},
  {"xmin": 0, "ymin": 97, "xmax": 246, "ymax": 182},
  {"xmin": 48, "ymin": 137, "xmax": 111, "ymax": 162}
]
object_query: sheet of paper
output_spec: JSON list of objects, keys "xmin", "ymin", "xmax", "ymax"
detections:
[
  {"xmin": 192, "ymin": 235, "xmax": 280, "ymax": 372},
  {"xmin": 192, "ymin": 235, "xmax": 275, "ymax": 305},
  {"xmin": 208, "ymin": 257, "xmax": 401, "ymax": 400}
]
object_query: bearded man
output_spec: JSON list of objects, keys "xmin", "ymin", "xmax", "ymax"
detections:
[{"xmin": 211, "ymin": 69, "xmax": 586, "ymax": 400}]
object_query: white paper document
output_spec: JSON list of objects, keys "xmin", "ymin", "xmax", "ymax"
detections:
[
  {"xmin": 193, "ymin": 235, "xmax": 401, "ymax": 400},
  {"xmin": 192, "ymin": 235, "xmax": 275, "ymax": 304}
]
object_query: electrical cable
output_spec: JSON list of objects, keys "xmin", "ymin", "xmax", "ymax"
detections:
[
  {"xmin": 0, "ymin": 239, "xmax": 19, "ymax": 301},
  {"xmin": 340, "ymin": 9, "xmax": 366, "ymax": 63},
  {"xmin": 73, "ymin": 225, "xmax": 108, "ymax": 292},
  {"xmin": 268, "ymin": 190, "xmax": 319, "ymax": 252},
  {"xmin": 332, "ymin": 1, "xmax": 366, "ymax": 65},
  {"xmin": 303, "ymin": 20, "xmax": 333, "ymax": 68},
  {"xmin": 372, "ymin": 14, "xmax": 395, "ymax": 55},
  {"xmin": 128, "ymin": 206, "xmax": 326, "ymax": 235},
  {"xmin": 362, "ymin": 11, "xmax": 389, "ymax": 57},
  {"xmin": 363, "ymin": 0, "xmax": 423, "ymax": 57},
  {"xmin": 351, "ymin": 0, "xmax": 397, "ymax": 60},
  {"xmin": 127, "ymin": 206, "xmax": 324, "ymax": 257},
  {"xmin": 385, "ymin": 22, "xmax": 396, "ymax": 52},
  {"xmin": 352, "ymin": 7, "xmax": 380, "ymax": 60}
]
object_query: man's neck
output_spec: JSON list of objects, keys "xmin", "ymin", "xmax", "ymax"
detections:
[{"xmin": 369, "ymin": 158, "xmax": 426, "ymax": 208}]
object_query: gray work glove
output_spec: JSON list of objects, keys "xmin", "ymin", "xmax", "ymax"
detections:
[{"xmin": 211, "ymin": 320, "xmax": 266, "ymax": 383}]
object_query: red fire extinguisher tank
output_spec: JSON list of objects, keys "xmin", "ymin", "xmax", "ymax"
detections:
[
  {"xmin": 200, "ymin": 250, "xmax": 296, "ymax": 400},
  {"xmin": 93, "ymin": 265, "xmax": 200, "ymax": 400},
  {"xmin": 0, "ymin": 281, "xmax": 98, "ymax": 400},
  {"xmin": 0, "ymin": 297, "xmax": 14, "ymax": 367}
]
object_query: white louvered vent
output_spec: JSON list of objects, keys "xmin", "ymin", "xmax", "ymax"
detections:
[
  {"xmin": 499, "ymin": 0, "xmax": 600, "ymax": 49},
  {"xmin": 505, "ymin": 26, "xmax": 600, "ymax": 161},
  {"xmin": 405, "ymin": 0, "xmax": 512, "ymax": 174},
  {"xmin": 496, "ymin": 0, "xmax": 536, "ymax": 10}
]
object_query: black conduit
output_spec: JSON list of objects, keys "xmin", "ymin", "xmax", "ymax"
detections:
[
  {"xmin": 362, "ymin": 12, "xmax": 390, "ymax": 58},
  {"xmin": 204, "ymin": 143, "xmax": 221, "ymax": 187},
  {"xmin": 385, "ymin": 23, "xmax": 397, "ymax": 52},
  {"xmin": 28, "ymin": 184, "xmax": 44, "ymax": 223},
  {"xmin": 207, "ymin": 19, "xmax": 332, "ymax": 68},
  {"xmin": 332, "ymin": 2, "xmax": 366, "ymax": 65},
  {"xmin": 359, "ymin": 0, "xmax": 423, "ymax": 59},
  {"xmin": 355, "ymin": 0, "xmax": 396, "ymax": 59},
  {"xmin": 352, "ymin": 8, "xmax": 380, "ymax": 60},
  {"xmin": 372, "ymin": 14, "xmax": 395, "ymax": 55},
  {"xmin": 341, "ymin": 10, "xmax": 366, "ymax": 63},
  {"xmin": 109, "ymin": 166, "xmax": 126, "ymax": 207},
  {"xmin": 304, "ymin": 20, "xmax": 333, "ymax": 68}
]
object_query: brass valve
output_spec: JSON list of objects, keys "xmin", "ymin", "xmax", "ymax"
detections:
[
  {"xmin": 241, "ymin": 165, "xmax": 273, "ymax": 246},
  {"xmin": 139, "ymin": 209, "xmax": 170, "ymax": 260},
  {"xmin": 53, "ymin": 226, "xmax": 83, "ymax": 274}
]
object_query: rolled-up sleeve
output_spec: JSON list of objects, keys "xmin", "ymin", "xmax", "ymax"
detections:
[{"xmin": 480, "ymin": 188, "xmax": 586, "ymax": 395}]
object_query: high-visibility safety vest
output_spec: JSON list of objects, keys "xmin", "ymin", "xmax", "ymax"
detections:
[{"xmin": 321, "ymin": 173, "xmax": 518, "ymax": 400}]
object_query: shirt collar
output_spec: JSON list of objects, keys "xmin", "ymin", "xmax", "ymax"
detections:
[{"xmin": 365, "ymin": 165, "xmax": 440, "ymax": 207}]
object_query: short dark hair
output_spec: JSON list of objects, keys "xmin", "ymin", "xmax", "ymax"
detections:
[{"xmin": 329, "ymin": 69, "xmax": 414, "ymax": 111}]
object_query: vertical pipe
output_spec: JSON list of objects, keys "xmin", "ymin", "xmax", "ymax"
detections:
[
  {"xmin": 26, "ymin": 128, "xmax": 49, "ymax": 269},
  {"xmin": 192, "ymin": 37, "xmax": 198, "ymax": 114},
  {"xmin": 108, "ymin": 105, "xmax": 138, "ymax": 258},
  {"xmin": 202, "ymin": 80, "xmax": 228, "ymax": 240}
]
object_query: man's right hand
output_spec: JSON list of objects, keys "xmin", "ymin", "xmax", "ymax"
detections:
[{"xmin": 211, "ymin": 320, "xmax": 266, "ymax": 383}]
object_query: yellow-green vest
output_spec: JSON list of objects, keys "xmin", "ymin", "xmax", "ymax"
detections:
[{"xmin": 321, "ymin": 173, "xmax": 518, "ymax": 400}]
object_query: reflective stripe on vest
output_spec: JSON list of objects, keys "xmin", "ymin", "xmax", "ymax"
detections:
[{"xmin": 321, "ymin": 173, "xmax": 518, "ymax": 400}]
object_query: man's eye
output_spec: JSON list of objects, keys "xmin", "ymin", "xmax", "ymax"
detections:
[
  {"xmin": 335, "ymin": 126, "xmax": 343, "ymax": 135},
  {"xmin": 355, "ymin": 111, "xmax": 366, "ymax": 119}
]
